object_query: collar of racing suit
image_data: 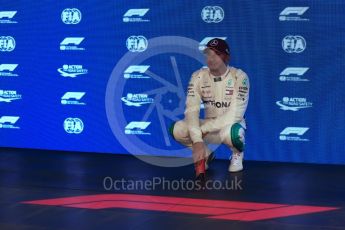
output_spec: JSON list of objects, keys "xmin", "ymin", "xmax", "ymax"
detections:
[{"xmin": 209, "ymin": 67, "xmax": 231, "ymax": 82}]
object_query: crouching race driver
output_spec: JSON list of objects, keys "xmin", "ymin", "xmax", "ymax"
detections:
[{"xmin": 169, "ymin": 38, "xmax": 250, "ymax": 181}]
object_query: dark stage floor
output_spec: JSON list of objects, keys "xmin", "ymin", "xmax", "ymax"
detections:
[{"xmin": 0, "ymin": 147, "xmax": 344, "ymax": 229}]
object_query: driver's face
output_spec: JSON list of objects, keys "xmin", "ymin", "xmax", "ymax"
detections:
[{"xmin": 204, "ymin": 48, "xmax": 226, "ymax": 71}]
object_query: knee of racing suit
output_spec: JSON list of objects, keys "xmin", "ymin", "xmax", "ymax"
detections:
[
  {"xmin": 169, "ymin": 120, "xmax": 193, "ymax": 147},
  {"xmin": 221, "ymin": 123, "xmax": 246, "ymax": 152}
]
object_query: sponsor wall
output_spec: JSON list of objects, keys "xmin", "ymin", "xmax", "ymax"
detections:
[{"xmin": 1, "ymin": 1, "xmax": 344, "ymax": 164}]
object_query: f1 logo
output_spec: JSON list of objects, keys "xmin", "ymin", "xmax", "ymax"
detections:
[
  {"xmin": 280, "ymin": 127, "xmax": 309, "ymax": 136},
  {"xmin": 280, "ymin": 67, "xmax": 309, "ymax": 76},
  {"xmin": 124, "ymin": 65, "xmax": 150, "ymax": 74},
  {"xmin": 279, "ymin": 7, "xmax": 309, "ymax": 21},
  {"xmin": 125, "ymin": 121, "xmax": 151, "ymax": 130},
  {"xmin": 280, "ymin": 7, "xmax": 309, "ymax": 16},
  {"xmin": 123, "ymin": 9, "xmax": 149, "ymax": 17}
]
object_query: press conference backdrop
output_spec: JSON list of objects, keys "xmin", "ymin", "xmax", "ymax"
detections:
[{"xmin": 1, "ymin": 0, "xmax": 344, "ymax": 164}]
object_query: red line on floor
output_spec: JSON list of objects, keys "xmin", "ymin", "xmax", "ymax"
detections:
[
  {"xmin": 21, "ymin": 193, "xmax": 285, "ymax": 210},
  {"xmin": 65, "ymin": 200, "xmax": 244, "ymax": 215},
  {"xmin": 208, "ymin": 205, "xmax": 339, "ymax": 221},
  {"xmin": 21, "ymin": 194, "xmax": 340, "ymax": 221}
]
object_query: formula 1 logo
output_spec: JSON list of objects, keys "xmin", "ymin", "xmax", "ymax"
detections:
[
  {"xmin": 282, "ymin": 35, "xmax": 306, "ymax": 53},
  {"xmin": 201, "ymin": 6, "xmax": 224, "ymax": 23},
  {"xmin": 0, "ymin": 64, "xmax": 19, "ymax": 77},
  {"xmin": 279, "ymin": 67, "xmax": 309, "ymax": 82},
  {"xmin": 0, "ymin": 11, "xmax": 18, "ymax": 23},
  {"xmin": 0, "ymin": 36, "xmax": 16, "ymax": 52},
  {"xmin": 126, "ymin": 36, "xmax": 148, "ymax": 52},
  {"xmin": 0, "ymin": 116, "xmax": 20, "ymax": 129},
  {"xmin": 61, "ymin": 8, "xmax": 82, "ymax": 24},
  {"xmin": 64, "ymin": 118, "xmax": 84, "ymax": 134},
  {"xmin": 22, "ymin": 194, "xmax": 339, "ymax": 222},
  {"xmin": 60, "ymin": 37, "xmax": 85, "ymax": 51},
  {"xmin": 125, "ymin": 121, "xmax": 151, "ymax": 135},
  {"xmin": 279, "ymin": 7, "xmax": 309, "ymax": 21},
  {"xmin": 61, "ymin": 92, "xmax": 86, "ymax": 105},
  {"xmin": 279, "ymin": 127, "xmax": 309, "ymax": 141},
  {"xmin": 123, "ymin": 9, "xmax": 150, "ymax": 22},
  {"xmin": 123, "ymin": 65, "xmax": 150, "ymax": 79}
]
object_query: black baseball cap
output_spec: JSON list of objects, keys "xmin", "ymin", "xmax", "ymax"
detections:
[{"xmin": 205, "ymin": 38, "xmax": 230, "ymax": 55}]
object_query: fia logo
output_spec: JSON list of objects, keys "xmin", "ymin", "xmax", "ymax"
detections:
[
  {"xmin": 282, "ymin": 35, "xmax": 306, "ymax": 53},
  {"xmin": 126, "ymin": 36, "xmax": 148, "ymax": 52},
  {"xmin": 64, "ymin": 118, "xmax": 84, "ymax": 134},
  {"xmin": 61, "ymin": 8, "xmax": 82, "ymax": 24},
  {"xmin": 201, "ymin": 6, "xmax": 224, "ymax": 23},
  {"xmin": 0, "ymin": 36, "xmax": 15, "ymax": 52}
]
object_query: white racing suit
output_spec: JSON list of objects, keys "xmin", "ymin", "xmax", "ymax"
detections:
[{"xmin": 170, "ymin": 66, "xmax": 249, "ymax": 163}]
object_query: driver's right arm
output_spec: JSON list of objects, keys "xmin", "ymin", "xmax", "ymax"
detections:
[{"xmin": 184, "ymin": 70, "xmax": 203, "ymax": 143}]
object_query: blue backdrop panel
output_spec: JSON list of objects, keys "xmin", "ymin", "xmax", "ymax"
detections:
[{"xmin": 0, "ymin": 0, "xmax": 344, "ymax": 164}]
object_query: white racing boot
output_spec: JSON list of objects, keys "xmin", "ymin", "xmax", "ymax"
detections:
[{"xmin": 229, "ymin": 152, "xmax": 244, "ymax": 172}]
